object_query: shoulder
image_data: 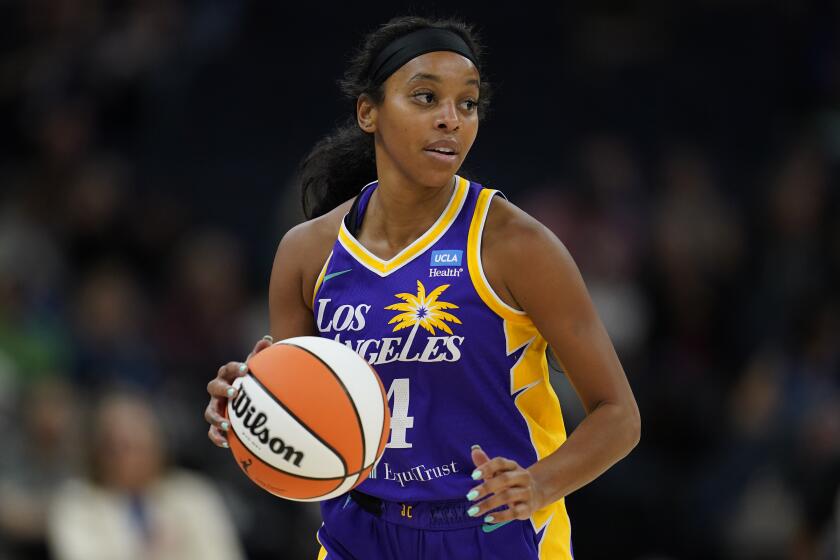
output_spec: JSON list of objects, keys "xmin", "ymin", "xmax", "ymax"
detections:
[
  {"xmin": 50, "ymin": 477, "xmax": 97, "ymax": 502},
  {"xmin": 481, "ymin": 189, "xmax": 580, "ymax": 294},
  {"xmin": 154, "ymin": 468, "xmax": 227, "ymax": 505},
  {"xmin": 279, "ymin": 199, "xmax": 352, "ymax": 258},
  {"xmin": 471, "ymin": 188, "xmax": 577, "ymax": 314},
  {"xmin": 274, "ymin": 198, "xmax": 354, "ymax": 311},
  {"xmin": 481, "ymin": 189, "xmax": 589, "ymax": 321},
  {"xmin": 482, "ymin": 189, "xmax": 562, "ymax": 257},
  {"xmin": 48, "ymin": 477, "xmax": 109, "ymax": 516},
  {"xmin": 157, "ymin": 468, "xmax": 216, "ymax": 493},
  {"xmin": 46, "ymin": 479, "xmax": 114, "ymax": 546}
]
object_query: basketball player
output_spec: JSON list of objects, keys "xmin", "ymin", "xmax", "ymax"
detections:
[{"xmin": 204, "ymin": 16, "xmax": 640, "ymax": 559}]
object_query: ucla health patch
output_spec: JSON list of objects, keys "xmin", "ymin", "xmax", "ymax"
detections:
[{"xmin": 430, "ymin": 250, "xmax": 463, "ymax": 267}]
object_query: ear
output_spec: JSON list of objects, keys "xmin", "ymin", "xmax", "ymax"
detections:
[{"xmin": 357, "ymin": 94, "xmax": 377, "ymax": 133}]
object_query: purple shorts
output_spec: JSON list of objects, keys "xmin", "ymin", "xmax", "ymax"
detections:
[{"xmin": 315, "ymin": 490, "xmax": 569, "ymax": 559}]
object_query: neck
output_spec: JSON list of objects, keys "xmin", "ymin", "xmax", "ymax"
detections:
[{"xmin": 365, "ymin": 172, "xmax": 457, "ymax": 249}]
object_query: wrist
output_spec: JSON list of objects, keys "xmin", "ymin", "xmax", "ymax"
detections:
[{"xmin": 526, "ymin": 463, "xmax": 553, "ymax": 511}]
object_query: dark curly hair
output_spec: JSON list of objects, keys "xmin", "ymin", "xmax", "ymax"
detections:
[{"xmin": 299, "ymin": 15, "xmax": 493, "ymax": 219}]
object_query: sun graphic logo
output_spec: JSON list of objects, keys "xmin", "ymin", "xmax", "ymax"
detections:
[{"xmin": 385, "ymin": 280, "xmax": 462, "ymax": 335}]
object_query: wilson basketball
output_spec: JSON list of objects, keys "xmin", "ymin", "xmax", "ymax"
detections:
[{"xmin": 223, "ymin": 336, "xmax": 390, "ymax": 501}]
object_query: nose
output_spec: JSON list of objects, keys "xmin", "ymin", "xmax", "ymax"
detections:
[{"xmin": 435, "ymin": 100, "xmax": 460, "ymax": 130}]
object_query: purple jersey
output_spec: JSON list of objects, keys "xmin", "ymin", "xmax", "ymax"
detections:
[{"xmin": 312, "ymin": 174, "xmax": 573, "ymax": 557}]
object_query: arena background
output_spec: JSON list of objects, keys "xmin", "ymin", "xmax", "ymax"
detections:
[{"xmin": 1, "ymin": 2, "xmax": 838, "ymax": 559}]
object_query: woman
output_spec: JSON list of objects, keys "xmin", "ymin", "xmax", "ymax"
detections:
[
  {"xmin": 205, "ymin": 15, "xmax": 640, "ymax": 559},
  {"xmin": 50, "ymin": 390, "xmax": 245, "ymax": 560}
]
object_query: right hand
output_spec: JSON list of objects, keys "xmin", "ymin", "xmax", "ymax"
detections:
[{"xmin": 205, "ymin": 335, "xmax": 274, "ymax": 448}]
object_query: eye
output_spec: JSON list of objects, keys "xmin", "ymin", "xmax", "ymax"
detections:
[
  {"xmin": 413, "ymin": 91, "xmax": 478, "ymax": 112},
  {"xmin": 414, "ymin": 91, "xmax": 435, "ymax": 104}
]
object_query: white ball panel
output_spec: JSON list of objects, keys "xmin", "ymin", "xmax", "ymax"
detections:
[{"xmin": 228, "ymin": 375, "xmax": 345, "ymax": 478}]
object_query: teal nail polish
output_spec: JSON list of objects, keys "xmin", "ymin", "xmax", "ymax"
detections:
[
  {"xmin": 484, "ymin": 515, "xmax": 495, "ymax": 523},
  {"xmin": 226, "ymin": 387, "xmax": 235, "ymax": 398},
  {"xmin": 238, "ymin": 363, "xmax": 247, "ymax": 373},
  {"xmin": 221, "ymin": 441, "xmax": 229, "ymax": 448},
  {"xmin": 471, "ymin": 469, "xmax": 482, "ymax": 480},
  {"xmin": 466, "ymin": 490, "xmax": 478, "ymax": 501},
  {"xmin": 467, "ymin": 506, "xmax": 479, "ymax": 517},
  {"xmin": 221, "ymin": 421, "xmax": 229, "ymax": 431},
  {"xmin": 471, "ymin": 444, "xmax": 481, "ymax": 450}
]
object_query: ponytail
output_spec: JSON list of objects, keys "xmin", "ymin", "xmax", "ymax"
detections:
[{"xmin": 299, "ymin": 115, "xmax": 376, "ymax": 219}]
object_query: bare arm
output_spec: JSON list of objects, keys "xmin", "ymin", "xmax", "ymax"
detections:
[
  {"xmin": 505, "ymin": 217, "xmax": 641, "ymax": 505},
  {"xmin": 268, "ymin": 222, "xmax": 318, "ymax": 341},
  {"xmin": 466, "ymin": 198, "xmax": 641, "ymax": 523}
]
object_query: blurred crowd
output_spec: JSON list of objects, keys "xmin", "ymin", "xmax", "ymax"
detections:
[{"xmin": 1, "ymin": 2, "xmax": 838, "ymax": 560}]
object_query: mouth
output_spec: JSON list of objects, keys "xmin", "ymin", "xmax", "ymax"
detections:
[{"xmin": 424, "ymin": 149, "xmax": 458, "ymax": 163}]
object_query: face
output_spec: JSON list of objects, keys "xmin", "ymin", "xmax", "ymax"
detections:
[
  {"xmin": 94, "ymin": 397, "xmax": 163, "ymax": 492},
  {"xmin": 358, "ymin": 50, "xmax": 480, "ymax": 187}
]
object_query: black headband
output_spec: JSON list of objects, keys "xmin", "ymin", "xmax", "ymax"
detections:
[{"xmin": 370, "ymin": 28, "xmax": 479, "ymax": 87}]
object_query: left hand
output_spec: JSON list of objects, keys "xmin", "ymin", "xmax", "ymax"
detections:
[{"xmin": 465, "ymin": 444, "xmax": 546, "ymax": 524}]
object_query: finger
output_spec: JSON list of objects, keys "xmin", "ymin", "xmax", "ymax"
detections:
[
  {"xmin": 470, "ymin": 455, "xmax": 519, "ymax": 482},
  {"xmin": 208, "ymin": 365, "xmax": 248, "ymax": 399},
  {"xmin": 204, "ymin": 400, "xmax": 231, "ymax": 432},
  {"xmin": 208, "ymin": 425, "xmax": 230, "ymax": 448},
  {"xmin": 214, "ymin": 392, "xmax": 232, "ymax": 420},
  {"xmin": 466, "ymin": 487, "xmax": 529, "ymax": 520},
  {"xmin": 483, "ymin": 501, "xmax": 531, "ymax": 524},
  {"xmin": 471, "ymin": 444, "xmax": 491, "ymax": 467},
  {"xmin": 214, "ymin": 361, "xmax": 249, "ymax": 385},
  {"xmin": 246, "ymin": 335, "xmax": 274, "ymax": 361},
  {"xmin": 207, "ymin": 377, "xmax": 240, "ymax": 402},
  {"xmin": 467, "ymin": 469, "xmax": 529, "ymax": 501}
]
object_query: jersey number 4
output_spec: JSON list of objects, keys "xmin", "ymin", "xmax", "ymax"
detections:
[{"xmin": 385, "ymin": 378, "xmax": 413, "ymax": 449}]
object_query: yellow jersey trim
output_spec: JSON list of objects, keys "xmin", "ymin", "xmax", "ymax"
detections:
[
  {"xmin": 311, "ymin": 250, "xmax": 333, "ymax": 309},
  {"xmin": 467, "ymin": 188, "xmax": 532, "ymax": 324},
  {"xmin": 337, "ymin": 175, "xmax": 469, "ymax": 277},
  {"xmin": 503, "ymin": 318, "xmax": 572, "ymax": 558},
  {"xmin": 315, "ymin": 525, "xmax": 329, "ymax": 559}
]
